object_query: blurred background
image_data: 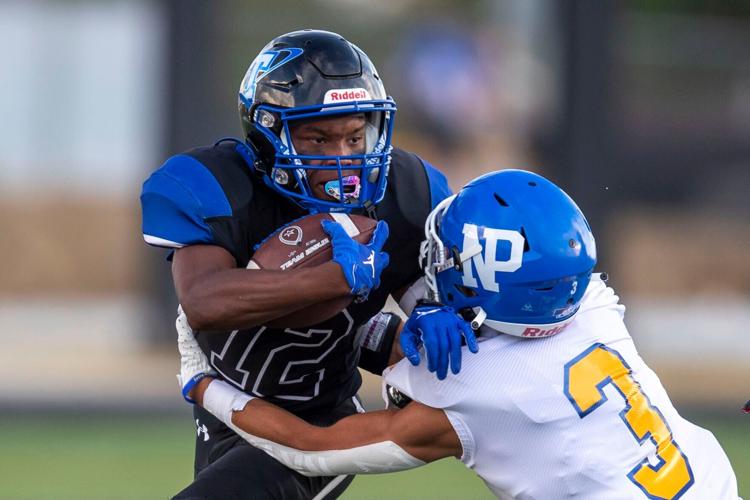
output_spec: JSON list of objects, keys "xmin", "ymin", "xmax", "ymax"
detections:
[{"xmin": 1, "ymin": 0, "xmax": 748, "ymax": 498}]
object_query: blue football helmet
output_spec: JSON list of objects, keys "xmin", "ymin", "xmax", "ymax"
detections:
[
  {"xmin": 238, "ymin": 30, "xmax": 397, "ymax": 213},
  {"xmin": 420, "ymin": 170, "xmax": 597, "ymax": 337}
]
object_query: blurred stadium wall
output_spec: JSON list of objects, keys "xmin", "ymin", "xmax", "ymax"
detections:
[{"xmin": 1, "ymin": 0, "xmax": 748, "ymax": 415}]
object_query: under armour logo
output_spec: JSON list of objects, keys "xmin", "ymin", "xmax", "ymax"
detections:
[
  {"xmin": 196, "ymin": 419, "xmax": 210, "ymax": 442},
  {"xmin": 363, "ymin": 251, "xmax": 376, "ymax": 278}
]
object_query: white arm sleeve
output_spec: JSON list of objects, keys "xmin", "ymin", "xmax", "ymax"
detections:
[
  {"xmin": 227, "ymin": 421, "xmax": 424, "ymax": 476},
  {"xmin": 201, "ymin": 380, "xmax": 425, "ymax": 477}
]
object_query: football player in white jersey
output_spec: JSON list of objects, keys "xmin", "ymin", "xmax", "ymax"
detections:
[{"xmin": 179, "ymin": 170, "xmax": 739, "ymax": 499}]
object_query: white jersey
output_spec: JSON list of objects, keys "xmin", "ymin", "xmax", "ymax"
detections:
[{"xmin": 384, "ymin": 278, "xmax": 738, "ymax": 499}]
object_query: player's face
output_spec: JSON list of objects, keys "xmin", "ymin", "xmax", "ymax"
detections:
[{"xmin": 289, "ymin": 114, "xmax": 366, "ymax": 201}]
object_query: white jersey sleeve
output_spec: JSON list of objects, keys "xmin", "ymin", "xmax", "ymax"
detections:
[{"xmin": 384, "ymin": 278, "xmax": 739, "ymax": 499}]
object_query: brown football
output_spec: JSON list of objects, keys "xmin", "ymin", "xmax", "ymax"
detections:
[{"xmin": 248, "ymin": 213, "xmax": 377, "ymax": 328}]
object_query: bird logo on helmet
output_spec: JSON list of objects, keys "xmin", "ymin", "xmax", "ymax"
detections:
[
  {"xmin": 237, "ymin": 30, "xmax": 397, "ymax": 214},
  {"xmin": 420, "ymin": 170, "xmax": 597, "ymax": 338}
]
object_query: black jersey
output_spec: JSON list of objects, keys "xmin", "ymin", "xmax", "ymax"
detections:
[{"xmin": 141, "ymin": 141, "xmax": 451, "ymax": 415}]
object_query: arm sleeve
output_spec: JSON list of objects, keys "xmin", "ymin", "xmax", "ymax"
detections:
[
  {"xmin": 140, "ymin": 154, "xmax": 232, "ymax": 248},
  {"xmin": 228, "ymin": 423, "xmax": 424, "ymax": 477},
  {"xmin": 357, "ymin": 312, "xmax": 402, "ymax": 375},
  {"xmin": 202, "ymin": 379, "xmax": 424, "ymax": 477}
]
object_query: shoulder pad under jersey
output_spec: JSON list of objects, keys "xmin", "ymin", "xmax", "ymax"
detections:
[
  {"xmin": 386, "ymin": 149, "xmax": 453, "ymax": 229},
  {"xmin": 140, "ymin": 154, "xmax": 232, "ymax": 248},
  {"xmin": 421, "ymin": 157, "xmax": 452, "ymax": 209}
]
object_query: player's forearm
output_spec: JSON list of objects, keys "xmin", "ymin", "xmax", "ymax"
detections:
[
  {"xmin": 193, "ymin": 377, "xmax": 446, "ymax": 463},
  {"xmin": 179, "ymin": 262, "xmax": 350, "ymax": 330},
  {"xmin": 193, "ymin": 378, "xmax": 426, "ymax": 476},
  {"xmin": 193, "ymin": 377, "xmax": 351, "ymax": 450}
]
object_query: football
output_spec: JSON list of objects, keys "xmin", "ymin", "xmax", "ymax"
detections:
[{"xmin": 248, "ymin": 212, "xmax": 377, "ymax": 328}]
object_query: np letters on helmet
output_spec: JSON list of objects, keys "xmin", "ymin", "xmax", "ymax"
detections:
[{"xmin": 461, "ymin": 223, "xmax": 524, "ymax": 293}]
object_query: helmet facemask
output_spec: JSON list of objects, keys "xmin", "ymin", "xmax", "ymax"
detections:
[{"xmin": 250, "ymin": 102, "xmax": 395, "ymax": 213}]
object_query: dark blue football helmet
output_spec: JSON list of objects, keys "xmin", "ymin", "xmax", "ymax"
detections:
[
  {"xmin": 420, "ymin": 170, "xmax": 597, "ymax": 337},
  {"xmin": 238, "ymin": 30, "xmax": 397, "ymax": 213}
]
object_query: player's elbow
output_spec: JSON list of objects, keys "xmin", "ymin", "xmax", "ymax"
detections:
[
  {"xmin": 180, "ymin": 295, "xmax": 262, "ymax": 331},
  {"xmin": 180, "ymin": 302, "xmax": 207, "ymax": 330},
  {"xmin": 179, "ymin": 295, "xmax": 221, "ymax": 331}
]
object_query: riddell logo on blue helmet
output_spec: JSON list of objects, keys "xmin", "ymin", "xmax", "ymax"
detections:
[{"xmin": 522, "ymin": 323, "xmax": 571, "ymax": 337}]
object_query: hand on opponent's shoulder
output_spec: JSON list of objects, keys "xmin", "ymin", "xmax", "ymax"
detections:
[{"xmin": 399, "ymin": 301, "xmax": 479, "ymax": 380}]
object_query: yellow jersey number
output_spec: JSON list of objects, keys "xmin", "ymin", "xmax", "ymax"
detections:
[{"xmin": 563, "ymin": 343, "xmax": 694, "ymax": 499}]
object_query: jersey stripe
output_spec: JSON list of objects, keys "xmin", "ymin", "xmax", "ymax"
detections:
[{"xmin": 143, "ymin": 234, "xmax": 186, "ymax": 248}]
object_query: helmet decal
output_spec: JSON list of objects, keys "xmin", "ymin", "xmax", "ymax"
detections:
[
  {"xmin": 240, "ymin": 48, "xmax": 304, "ymax": 101},
  {"xmin": 460, "ymin": 224, "xmax": 525, "ymax": 293}
]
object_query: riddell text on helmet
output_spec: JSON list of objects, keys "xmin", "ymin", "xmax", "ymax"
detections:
[
  {"xmin": 522, "ymin": 323, "xmax": 570, "ymax": 337},
  {"xmin": 323, "ymin": 88, "xmax": 371, "ymax": 104}
]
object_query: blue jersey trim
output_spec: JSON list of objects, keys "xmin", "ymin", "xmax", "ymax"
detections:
[
  {"xmin": 140, "ymin": 154, "xmax": 232, "ymax": 247},
  {"xmin": 422, "ymin": 159, "xmax": 452, "ymax": 209}
]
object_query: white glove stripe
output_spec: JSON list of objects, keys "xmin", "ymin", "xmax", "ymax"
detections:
[{"xmin": 330, "ymin": 213, "xmax": 360, "ymax": 237}]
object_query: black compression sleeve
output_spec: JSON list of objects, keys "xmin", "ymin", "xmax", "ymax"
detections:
[{"xmin": 357, "ymin": 312, "xmax": 401, "ymax": 375}]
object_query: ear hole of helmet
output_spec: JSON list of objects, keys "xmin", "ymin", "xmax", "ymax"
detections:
[
  {"xmin": 493, "ymin": 193, "xmax": 509, "ymax": 207},
  {"xmin": 519, "ymin": 227, "xmax": 530, "ymax": 253},
  {"xmin": 247, "ymin": 130, "xmax": 276, "ymax": 170},
  {"xmin": 454, "ymin": 284, "xmax": 478, "ymax": 298}
]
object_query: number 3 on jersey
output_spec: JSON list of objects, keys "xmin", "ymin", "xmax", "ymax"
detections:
[{"xmin": 564, "ymin": 344, "xmax": 694, "ymax": 499}]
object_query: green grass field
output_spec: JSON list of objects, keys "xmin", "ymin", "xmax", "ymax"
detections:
[{"xmin": 0, "ymin": 412, "xmax": 746, "ymax": 499}]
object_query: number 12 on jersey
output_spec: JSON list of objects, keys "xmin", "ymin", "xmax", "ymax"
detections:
[{"xmin": 564, "ymin": 344, "xmax": 694, "ymax": 499}]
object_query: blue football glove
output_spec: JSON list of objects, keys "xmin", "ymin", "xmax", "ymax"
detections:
[
  {"xmin": 322, "ymin": 219, "xmax": 390, "ymax": 300},
  {"xmin": 400, "ymin": 302, "xmax": 479, "ymax": 380}
]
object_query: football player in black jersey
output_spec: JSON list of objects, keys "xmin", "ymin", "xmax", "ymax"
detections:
[{"xmin": 141, "ymin": 29, "xmax": 474, "ymax": 499}]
